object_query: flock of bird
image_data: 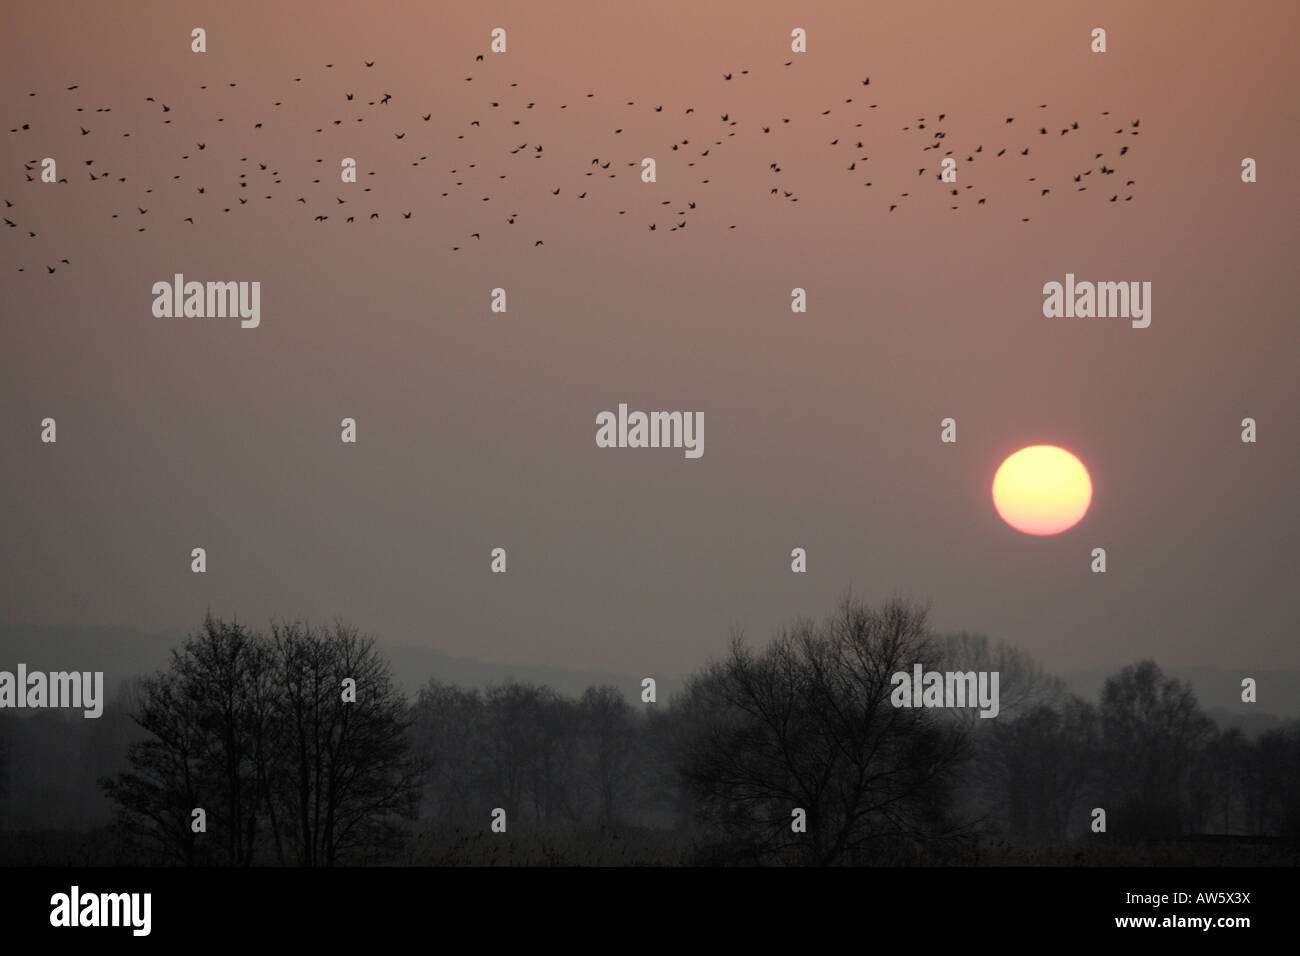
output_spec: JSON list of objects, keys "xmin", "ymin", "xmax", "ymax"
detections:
[{"xmin": 5, "ymin": 55, "xmax": 1141, "ymax": 273}]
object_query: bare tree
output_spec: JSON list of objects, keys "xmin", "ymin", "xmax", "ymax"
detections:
[
  {"xmin": 578, "ymin": 685, "xmax": 640, "ymax": 826},
  {"xmin": 268, "ymin": 620, "xmax": 420, "ymax": 865},
  {"xmin": 1253, "ymin": 721, "xmax": 1300, "ymax": 836},
  {"xmin": 935, "ymin": 632, "xmax": 1073, "ymax": 835},
  {"xmin": 410, "ymin": 680, "xmax": 488, "ymax": 824},
  {"xmin": 935, "ymin": 631, "xmax": 1066, "ymax": 728},
  {"xmin": 1099, "ymin": 660, "xmax": 1215, "ymax": 838},
  {"xmin": 1192, "ymin": 726, "xmax": 1251, "ymax": 834},
  {"xmin": 102, "ymin": 614, "xmax": 269, "ymax": 865},
  {"xmin": 676, "ymin": 595, "xmax": 971, "ymax": 865},
  {"xmin": 980, "ymin": 695, "xmax": 1100, "ymax": 839},
  {"xmin": 479, "ymin": 681, "xmax": 582, "ymax": 824},
  {"xmin": 103, "ymin": 614, "xmax": 418, "ymax": 865}
]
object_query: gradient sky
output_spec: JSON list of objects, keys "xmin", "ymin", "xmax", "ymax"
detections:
[{"xmin": 2, "ymin": 0, "xmax": 1297, "ymax": 682}]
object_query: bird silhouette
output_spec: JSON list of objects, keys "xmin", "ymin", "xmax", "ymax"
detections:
[{"xmin": 9, "ymin": 59, "xmax": 1139, "ymax": 262}]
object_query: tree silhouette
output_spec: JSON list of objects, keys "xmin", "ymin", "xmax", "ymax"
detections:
[
  {"xmin": 675, "ymin": 595, "xmax": 971, "ymax": 865},
  {"xmin": 267, "ymin": 620, "xmax": 420, "ymax": 865},
  {"xmin": 1099, "ymin": 660, "xmax": 1215, "ymax": 838},
  {"xmin": 102, "ymin": 614, "xmax": 418, "ymax": 865},
  {"xmin": 410, "ymin": 680, "xmax": 488, "ymax": 825},
  {"xmin": 981, "ymin": 695, "xmax": 1099, "ymax": 839},
  {"xmin": 1254, "ymin": 722, "xmax": 1300, "ymax": 836},
  {"xmin": 102, "ymin": 614, "xmax": 269, "ymax": 864},
  {"xmin": 480, "ymin": 681, "xmax": 581, "ymax": 823},
  {"xmin": 578, "ymin": 685, "xmax": 641, "ymax": 826}
]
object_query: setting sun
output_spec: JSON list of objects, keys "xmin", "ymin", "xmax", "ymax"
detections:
[{"xmin": 992, "ymin": 445, "xmax": 1093, "ymax": 535}]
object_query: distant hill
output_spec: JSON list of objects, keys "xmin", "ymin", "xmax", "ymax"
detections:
[{"xmin": 0, "ymin": 625, "xmax": 183, "ymax": 700}]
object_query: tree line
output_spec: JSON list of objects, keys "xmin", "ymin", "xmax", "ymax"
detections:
[{"xmin": 76, "ymin": 598, "xmax": 1300, "ymax": 864}]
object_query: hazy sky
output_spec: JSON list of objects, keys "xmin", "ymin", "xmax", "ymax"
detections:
[{"xmin": 2, "ymin": 0, "xmax": 1297, "ymax": 681}]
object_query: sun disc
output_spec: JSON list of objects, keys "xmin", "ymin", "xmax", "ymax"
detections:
[{"xmin": 992, "ymin": 445, "xmax": 1092, "ymax": 535}]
